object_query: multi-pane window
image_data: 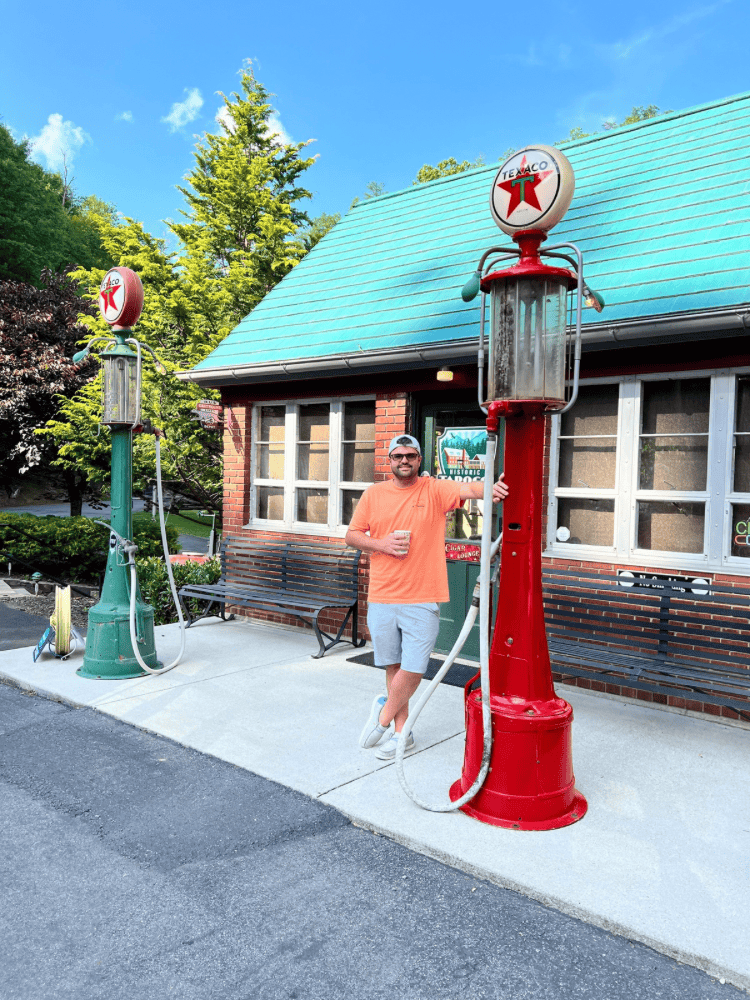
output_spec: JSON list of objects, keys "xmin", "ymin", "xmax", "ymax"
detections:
[
  {"xmin": 549, "ymin": 370, "xmax": 750, "ymax": 572},
  {"xmin": 251, "ymin": 398, "xmax": 375, "ymax": 531}
]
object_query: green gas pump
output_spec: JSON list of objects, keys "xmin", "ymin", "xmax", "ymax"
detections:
[{"xmin": 74, "ymin": 267, "xmax": 161, "ymax": 679}]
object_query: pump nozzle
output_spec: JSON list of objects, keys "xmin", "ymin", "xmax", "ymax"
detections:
[
  {"xmin": 461, "ymin": 270, "xmax": 481, "ymax": 302},
  {"xmin": 72, "ymin": 348, "xmax": 89, "ymax": 364}
]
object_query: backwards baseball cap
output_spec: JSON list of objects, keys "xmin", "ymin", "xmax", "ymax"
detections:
[{"xmin": 388, "ymin": 434, "xmax": 421, "ymax": 455}]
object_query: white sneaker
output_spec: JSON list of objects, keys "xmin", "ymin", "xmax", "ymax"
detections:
[
  {"xmin": 375, "ymin": 731, "xmax": 415, "ymax": 760},
  {"xmin": 359, "ymin": 694, "xmax": 389, "ymax": 748}
]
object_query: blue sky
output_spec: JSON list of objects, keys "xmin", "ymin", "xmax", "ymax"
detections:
[{"xmin": 2, "ymin": 0, "xmax": 748, "ymax": 248}]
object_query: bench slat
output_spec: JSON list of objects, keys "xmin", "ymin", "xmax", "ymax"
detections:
[
  {"xmin": 178, "ymin": 537, "xmax": 365, "ymax": 658},
  {"xmin": 542, "ymin": 568, "xmax": 750, "ymax": 714}
]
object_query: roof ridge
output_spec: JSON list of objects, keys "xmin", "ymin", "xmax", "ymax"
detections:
[{"xmin": 558, "ymin": 90, "xmax": 750, "ymax": 150}]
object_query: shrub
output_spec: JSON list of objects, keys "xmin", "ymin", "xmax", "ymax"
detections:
[
  {"xmin": 137, "ymin": 556, "xmax": 222, "ymax": 625},
  {"xmin": 0, "ymin": 513, "xmax": 181, "ymax": 584}
]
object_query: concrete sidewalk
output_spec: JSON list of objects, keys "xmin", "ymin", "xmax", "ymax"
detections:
[{"xmin": 1, "ymin": 616, "xmax": 748, "ymax": 991}]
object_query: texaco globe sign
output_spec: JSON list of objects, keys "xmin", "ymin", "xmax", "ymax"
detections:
[
  {"xmin": 98, "ymin": 267, "xmax": 144, "ymax": 328},
  {"xmin": 490, "ymin": 145, "xmax": 575, "ymax": 235}
]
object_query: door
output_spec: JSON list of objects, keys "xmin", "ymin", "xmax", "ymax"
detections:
[{"xmin": 421, "ymin": 403, "xmax": 503, "ymax": 658}]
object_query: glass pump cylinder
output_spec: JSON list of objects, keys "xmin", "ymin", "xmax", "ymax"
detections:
[
  {"xmin": 102, "ymin": 353, "xmax": 138, "ymax": 426},
  {"xmin": 487, "ymin": 275, "xmax": 568, "ymax": 404}
]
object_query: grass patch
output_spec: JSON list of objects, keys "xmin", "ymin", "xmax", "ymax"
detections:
[{"xmin": 133, "ymin": 509, "xmax": 215, "ymax": 539}]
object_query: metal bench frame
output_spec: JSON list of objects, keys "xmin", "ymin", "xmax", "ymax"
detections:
[
  {"xmin": 543, "ymin": 567, "xmax": 750, "ymax": 719},
  {"xmin": 178, "ymin": 538, "xmax": 366, "ymax": 659}
]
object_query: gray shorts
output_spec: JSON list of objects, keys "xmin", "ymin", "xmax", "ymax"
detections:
[{"xmin": 367, "ymin": 603, "xmax": 441, "ymax": 675}]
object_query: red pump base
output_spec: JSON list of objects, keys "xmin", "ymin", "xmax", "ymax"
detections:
[
  {"xmin": 448, "ymin": 690, "xmax": 587, "ymax": 830},
  {"xmin": 450, "ymin": 398, "xmax": 587, "ymax": 830}
]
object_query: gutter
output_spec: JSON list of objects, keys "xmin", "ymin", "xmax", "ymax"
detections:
[{"xmin": 177, "ymin": 305, "xmax": 750, "ymax": 388}]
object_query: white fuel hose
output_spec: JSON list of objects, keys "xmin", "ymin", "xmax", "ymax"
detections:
[
  {"xmin": 394, "ymin": 433, "xmax": 499, "ymax": 811},
  {"xmin": 126, "ymin": 434, "xmax": 186, "ymax": 674}
]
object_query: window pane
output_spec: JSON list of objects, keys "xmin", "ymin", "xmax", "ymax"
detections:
[
  {"xmin": 557, "ymin": 498, "xmax": 614, "ymax": 546},
  {"xmin": 734, "ymin": 439, "xmax": 750, "ymax": 493},
  {"xmin": 735, "ymin": 376, "xmax": 750, "ymax": 433},
  {"xmin": 299, "ymin": 404, "xmax": 329, "ymax": 441},
  {"xmin": 298, "ymin": 404, "xmax": 329, "ymax": 480},
  {"xmin": 560, "ymin": 384, "xmax": 619, "ymax": 436},
  {"xmin": 260, "ymin": 405, "xmax": 285, "ymax": 442},
  {"xmin": 559, "ymin": 440, "xmax": 616, "ymax": 489},
  {"xmin": 258, "ymin": 406, "xmax": 285, "ymax": 478},
  {"xmin": 258, "ymin": 444, "xmax": 284, "ymax": 479},
  {"xmin": 639, "ymin": 378, "xmax": 709, "ymax": 491},
  {"xmin": 297, "ymin": 488, "xmax": 328, "ymax": 524},
  {"xmin": 342, "ymin": 489, "xmax": 365, "ymax": 524},
  {"xmin": 298, "ymin": 444, "xmax": 329, "ymax": 480},
  {"xmin": 343, "ymin": 444, "xmax": 375, "ymax": 482},
  {"xmin": 731, "ymin": 503, "xmax": 750, "ymax": 559},
  {"xmin": 342, "ymin": 401, "xmax": 375, "ymax": 482},
  {"xmin": 637, "ymin": 501, "xmax": 704, "ymax": 553},
  {"xmin": 733, "ymin": 377, "xmax": 750, "ymax": 492},
  {"xmin": 344, "ymin": 402, "xmax": 375, "ymax": 442},
  {"xmin": 641, "ymin": 378, "xmax": 709, "ymax": 434},
  {"xmin": 257, "ymin": 487, "xmax": 284, "ymax": 520},
  {"xmin": 558, "ymin": 384, "xmax": 618, "ymax": 489},
  {"xmin": 639, "ymin": 437, "xmax": 708, "ymax": 491}
]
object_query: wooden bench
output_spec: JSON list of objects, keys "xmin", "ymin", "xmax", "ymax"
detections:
[
  {"xmin": 542, "ymin": 566, "xmax": 750, "ymax": 719},
  {"xmin": 177, "ymin": 537, "xmax": 365, "ymax": 659}
]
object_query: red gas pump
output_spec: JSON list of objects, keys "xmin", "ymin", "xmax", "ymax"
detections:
[{"xmin": 449, "ymin": 145, "xmax": 595, "ymax": 829}]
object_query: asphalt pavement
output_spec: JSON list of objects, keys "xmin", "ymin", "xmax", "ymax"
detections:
[
  {"xmin": 1, "ymin": 614, "xmax": 749, "ymax": 994},
  {"xmin": 0, "ymin": 681, "xmax": 741, "ymax": 1000}
]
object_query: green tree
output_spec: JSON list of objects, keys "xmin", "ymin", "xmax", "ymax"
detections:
[
  {"xmin": 39, "ymin": 213, "xmax": 223, "ymax": 512},
  {"xmin": 0, "ymin": 124, "xmax": 113, "ymax": 284},
  {"xmin": 170, "ymin": 65, "xmax": 316, "ymax": 342},
  {"xmin": 413, "ymin": 156, "xmax": 485, "ymax": 185},
  {"xmin": 301, "ymin": 211, "xmax": 341, "ymax": 253},
  {"xmin": 0, "ymin": 268, "xmax": 105, "ymax": 513},
  {"xmin": 349, "ymin": 181, "xmax": 387, "ymax": 209},
  {"xmin": 558, "ymin": 104, "xmax": 667, "ymax": 144},
  {"xmin": 41, "ymin": 65, "xmax": 320, "ymax": 516}
]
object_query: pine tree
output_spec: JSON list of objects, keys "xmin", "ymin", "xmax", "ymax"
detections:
[{"xmin": 170, "ymin": 65, "xmax": 316, "ymax": 346}]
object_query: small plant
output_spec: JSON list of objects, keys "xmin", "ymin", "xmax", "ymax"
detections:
[{"xmin": 137, "ymin": 556, "xmax": 221, "ymax": 626}]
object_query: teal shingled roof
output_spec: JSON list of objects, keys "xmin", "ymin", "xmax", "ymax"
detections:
[{"xmin": 193, "ymin": 92, "xmax": 750, "ymax": 372}]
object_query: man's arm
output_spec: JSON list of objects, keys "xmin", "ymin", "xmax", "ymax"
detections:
[
  {"xmin": 345, "ymin": 528, "xmax": 409, "ymax": 559},
  {"xmin": 458, "ymin": 472, "xmax": 509, "ymax": 503}
]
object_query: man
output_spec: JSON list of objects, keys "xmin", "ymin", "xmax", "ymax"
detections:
[{"xmin": 345, "ymin": 433, "xmax": 508, "ymax": 760}]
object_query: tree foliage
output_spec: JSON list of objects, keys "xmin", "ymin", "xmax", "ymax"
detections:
[
  {"xmin": 558, "ymin": 105, "xmax": 667, "ymax": 144},
  {"xmin": 0, "ymin": 269, "xmax": 105, "ymax": 511},
  {"xmin": 41, "ymin": 66, "xmax": 320, "ymax": 515},
  {"xmin": 0, "ymin": 124, "xmax": 114, "ymax": 285},
  {"xmin": 413, "ymin": 156, "xmax": 485, "ymax": 185}
]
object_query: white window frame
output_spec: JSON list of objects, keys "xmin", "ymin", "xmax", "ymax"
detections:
[
  {"xmin": 248, "ymin": 396, "xmax": 376, "ymax": 536},
  {"xmin": 547, "ymin": 367, "xmax": 750, "ymax": 575}
]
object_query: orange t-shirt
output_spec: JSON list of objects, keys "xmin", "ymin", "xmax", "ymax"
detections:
[{"xmin": 348, "ymin": 477, "xmax": 463, "ymax": 604}]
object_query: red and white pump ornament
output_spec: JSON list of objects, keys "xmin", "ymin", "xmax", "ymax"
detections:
[
  {"xmin": 489, "ymin": 144, "xmax": 575, "ymax": 235},
  {"xmin": 98, "ymin": 267, "xmax": 144, "ymax": 329}
]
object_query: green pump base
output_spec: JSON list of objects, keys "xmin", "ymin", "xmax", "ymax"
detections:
[{"xmin": 78, "ymin": 602, "xmax": 161, "ymax": 679}]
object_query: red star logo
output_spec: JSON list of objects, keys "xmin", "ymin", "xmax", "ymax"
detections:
[
  {"xmin": 100, "ymin": 284, "xmax": 119, "ymax": 314},
  {"xmin": 496, "ymin": 156, "xmax": 553, "ymax": 217}
]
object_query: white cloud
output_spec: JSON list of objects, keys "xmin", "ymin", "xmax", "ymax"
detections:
[
  {"xmin": 215, "ymin": 104, "xmax": 236, "ymax": 135},
  {"xmin": 28, "ymin": 113, "xmax": 90, "ymax": 172},
  {"xmin": 162, "ymin": 88, "xmax": 204, "ymax": 132},
  {"xmin": 266, "ymin": 111, "xmax": 292, "ymax": 146},
  {"xmin": 116, "ymin": 110, "xmax": 133, "ymax": 122},
  {"xmin": 213, "ymin": 103, "xmax": 293, "ymax": 146}
]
